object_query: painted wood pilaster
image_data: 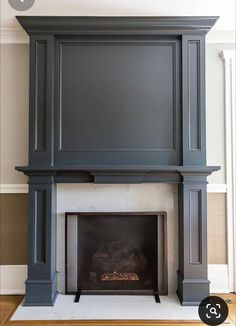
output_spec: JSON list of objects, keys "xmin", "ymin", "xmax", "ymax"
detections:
[
  {"xmin": 29, "ymin": 35, "xmax": 54, "ymax": 166},
  {"xmin": 177, "ymin": 173, "xmax": 209, "ymax": 305},
  {"xmin": 25, "ymin": 175, "xmax": 57, "ymax": 306}
]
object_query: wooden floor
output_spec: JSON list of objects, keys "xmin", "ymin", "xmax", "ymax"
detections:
[{"xmin": 0, "ymin": 294, "xmax": 235, "ymax": 326}]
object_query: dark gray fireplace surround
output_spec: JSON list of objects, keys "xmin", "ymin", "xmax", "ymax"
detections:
[{"xmin": 16, "ymin": 16, "xmax": 219, "ymax": 306}]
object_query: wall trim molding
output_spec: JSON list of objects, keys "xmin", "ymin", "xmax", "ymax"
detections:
[
  {"xmin": 207, "ymin": 183, "xmax": 227, "ymax": 193},
  {"xmin": 0, "ymin": 29, "xmax": 29, "ymax": 44},
  {"xmin": 0, "ymin": 265, "xmax": 27, "ymax": 295},
  {"xmin": 0, "ymin": 184, "xmax": 29, "ymax": 193},
  {"xmin": 208, "ymin": 264, "xmax": 230, "ymax": 293},
  {"xmin": 0, "ymin": 28, "xmax": 235, "ymax": 44},
  {"xmin": 206, "ymin": 31, "xmax": 236, "ymax": 44},
  {"xmin": 220, "ymin": 49, "xmax": 236, "ymax": 293}
]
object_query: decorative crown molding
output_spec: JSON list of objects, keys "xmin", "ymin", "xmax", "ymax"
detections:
[{"xmin": 16, "ymin": 16, "xmax": 219, "ymax": 36}]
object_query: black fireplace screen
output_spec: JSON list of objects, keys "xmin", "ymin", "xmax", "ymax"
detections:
[{"xmin": 65, "ymin": 212, "xmax": 167, "ymax": 296}]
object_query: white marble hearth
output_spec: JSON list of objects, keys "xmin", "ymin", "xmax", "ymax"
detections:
[{"xmin": 11, "ymin": 294, "xmax": 200, "ymax": 321}]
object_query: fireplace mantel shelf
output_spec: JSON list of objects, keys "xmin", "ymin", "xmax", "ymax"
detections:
[{"xmin": 16, "ymin": 165, "xmax": 220, "ymax": 183}]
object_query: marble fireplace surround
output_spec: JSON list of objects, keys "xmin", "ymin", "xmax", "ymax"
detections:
[
  {"xmin": 16, "ymin": 16, "xmax": 219, "ymax": 306},
  {"xmin": 56, "ymin": 184, "xmax": 178, "ymax": 295}
]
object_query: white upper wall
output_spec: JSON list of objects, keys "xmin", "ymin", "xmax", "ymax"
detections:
[
  {"xmin": 206, "ymin": 43, "xmax": 235, "ymax": 184},
  {"xmin": 1, "ymin": 0, "xmax": 235, "ymax": 32}
]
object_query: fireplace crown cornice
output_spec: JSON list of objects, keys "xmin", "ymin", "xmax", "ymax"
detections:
[{"xmin": 16, "ymin": 16, "xmax": 219, "ymax": 36}]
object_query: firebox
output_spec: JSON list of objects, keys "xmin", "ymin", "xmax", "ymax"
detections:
[{"xmin": 65, "ymin": 212, "xmax": 167, "ymax": 302}]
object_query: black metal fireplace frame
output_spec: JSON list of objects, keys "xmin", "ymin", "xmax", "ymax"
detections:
[{"xmin": 65, "ymin": 212, "xmax": 168, "ymax": 303}]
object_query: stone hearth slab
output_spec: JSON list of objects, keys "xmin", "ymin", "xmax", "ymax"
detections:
[{"xmin": 11, "ymin": 294, "xmax": 200, "ymax": 320}]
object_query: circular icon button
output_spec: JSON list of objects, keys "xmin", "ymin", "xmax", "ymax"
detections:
[
  {"xmin": 198, "ymin": 296, "xmax": 228, "ymax": 326},
  {"xmin": 8, "ymin": 0, "xmax": 35, "ymax": 11}
]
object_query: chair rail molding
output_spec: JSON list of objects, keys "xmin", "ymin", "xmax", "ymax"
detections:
[
  {"xmin": 0, "ymin": 184, "xmax": 29, "ymax": 193},
  {"xmin": 207, "ymin": 183, "xmax": 227, "ymax": 193},
  {"xmin": 0, "ymin": 28, "xmax": 29, "ymax": 44},
  {"xmin": 206, "ymin": 31, "xmax": 236, "ymax": 44},
  {"xmin": 220, "ymin": 49, "xmax": 236, "ymax": 292}
]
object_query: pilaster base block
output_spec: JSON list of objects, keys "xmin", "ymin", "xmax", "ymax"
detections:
[
  {"xmin": 24, "ymin": 274, "xmax": 57, "ymax": 306},
  {"xmin": 176, "ymin": 271, "xmax": 210, "ymax": 306}
]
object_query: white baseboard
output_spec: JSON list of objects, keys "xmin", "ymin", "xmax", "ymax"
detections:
[
  {"xmin": 208, "ymin": 264, "xmax": 230, "ymax": 293},
  {"xmin": 0, "ymin": 265, "xmax": 27, "ymax": 295},
  {"xmin": 0, "ymin": 264, "xmax": 229, "ymax": 295}
]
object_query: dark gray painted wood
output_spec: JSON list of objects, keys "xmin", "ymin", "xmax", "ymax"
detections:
[
  {"xmin": 177, "ymin": 174, "xmax": 208, "ymax": 305},
  {"xmin": 182, "ymin": 35, "xmax": 206, "ymax": 165},
  {"xmin": 54, "ymin": 37, "xmax": 181, "ymax": 166},
  {"xmin": 15, "ymin": 16, "xmax": 219, "ymax": 306},
  {"xmin": 189, "ymin": 189, "xmax": 202, "ymax": 264},
  {"xmin": 29, "ymin": 35, "xmax": 54, "ymax": 166},
  {"xmin": 16, "ymin": 165, "xmax": 220, "ymax": 173},
  {"xmin": 16, "ymin": 16, "xmax": 219, "ymax": 36},
  {"xmin": 16, "ymin": 165, "xmax": 220, "ymax": 181},
  {"xmin": 34, "ymin": 41, "xmax": 47, "ymax": 151},
  {"xmin": 188, "ymin": 42, "xmax": 201, "ymax": 150},
  {"xmin": 35, "ymin": 190, "xmax": 46, "ymax": 263},
  {"xmin": 24, "ymin": 176, "xmax": 57, "ymax": 306},
  {"xmin": 59, "ymin": 42, "xmax": 175, "ymax": 151},
  {"xmin": 20, "ymin": 17, "xmax": 216, "ymax": 169}
]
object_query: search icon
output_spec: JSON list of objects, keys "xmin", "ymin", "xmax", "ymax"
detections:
[
  {"xmin": 198, "ymin": 296, "xmax": 228, "ymax": 326},
  {"xmin": 209, "ymin": 307, "xmax": 217, "ymax": 315}
]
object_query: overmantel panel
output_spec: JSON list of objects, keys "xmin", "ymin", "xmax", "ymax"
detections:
[{"xmin": 54, "ymin": 36, "xmax": 181, "ymax": 166}]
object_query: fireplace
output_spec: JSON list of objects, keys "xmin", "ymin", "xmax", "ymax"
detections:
[
  {"xmin": 16, "ymin": 16, "xmax": 220, "ymax": 306},
  {"xmin": 65, "ymin": 212, "xmax": 167, "ymax": 302}
]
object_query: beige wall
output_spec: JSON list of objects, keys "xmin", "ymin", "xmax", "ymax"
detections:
[
  {"xmin": 0, "ymin": 44, "xmax": 28, "ymax": 184},
  {"xmin": 207, "ymin": 193, "xmax": 227, "ymax": 264},
  {"xmin": 0, "ymin": 194, "xmax": 28, "ymax": 265}
]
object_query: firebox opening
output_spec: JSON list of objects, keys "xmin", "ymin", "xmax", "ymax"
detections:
[{"xmin": 65, "ymin": 212, "xmax": 167, "ymax": 298}]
